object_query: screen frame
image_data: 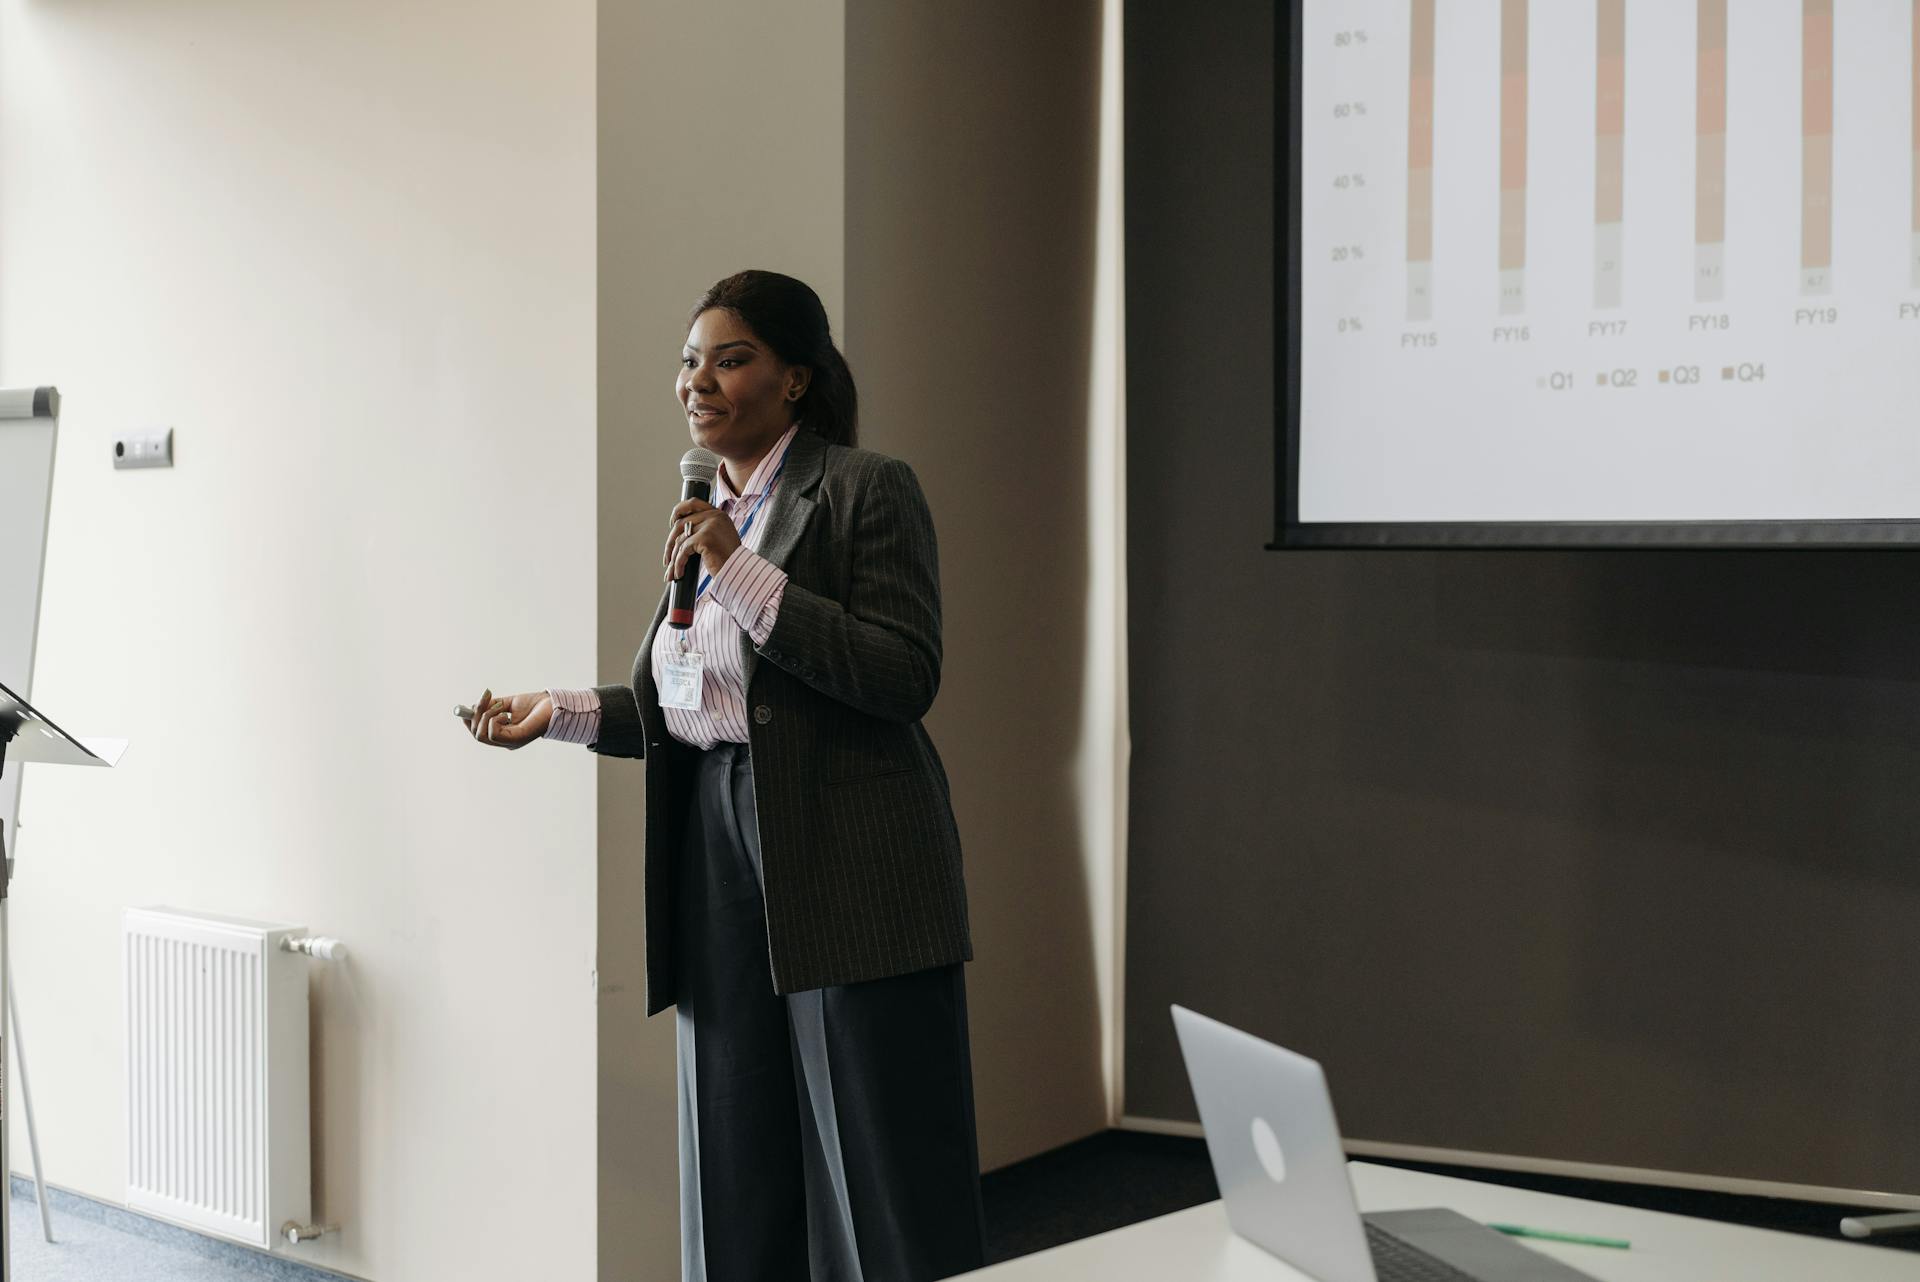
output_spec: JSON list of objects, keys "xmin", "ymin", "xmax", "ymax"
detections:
[{"xmin": 1272, "ymin": 1, "xmax": 1920, "ymax": 552}]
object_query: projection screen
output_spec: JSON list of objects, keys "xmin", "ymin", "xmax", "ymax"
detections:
[{"xmin": 1280, "ymin": 0, "xmax": 1920, "ymax": 548}]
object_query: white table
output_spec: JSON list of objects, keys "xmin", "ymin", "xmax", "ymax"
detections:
[{"xmin": 962, "ymin": 1161, "xmax": 1920, "ymax": 1280}]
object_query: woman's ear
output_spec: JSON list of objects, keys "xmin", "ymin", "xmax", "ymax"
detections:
[{"xmin": 787, "ymin": 367, "xmax": 813, "ymax": 403}]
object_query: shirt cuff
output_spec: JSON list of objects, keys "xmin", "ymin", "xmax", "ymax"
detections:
[
  {"xmin": 707, "ymin": 547, "xmax": 789, "ymax": 648},
  {"xmin": 544, "ymin": 687, "xmax": 603, "ymax": 745}
]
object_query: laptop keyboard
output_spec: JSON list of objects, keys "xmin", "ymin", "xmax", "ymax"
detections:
[{"xmin": 1365, "ymin": 1222, "xmax": 1485, "ymax": 1282}]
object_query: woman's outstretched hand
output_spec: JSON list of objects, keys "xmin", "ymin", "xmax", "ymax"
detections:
[{"xmin": 467, "ymin": 688, "xmax": 553, "ymax": 750}]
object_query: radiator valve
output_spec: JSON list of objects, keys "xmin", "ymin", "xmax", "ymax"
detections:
[
  {"xmin": 283, "ymin": 1221, "xmax": 339, "ymax": 1246},
  {"xmin": 282, "ymin": 935, "xmax": 348, "ymax": 961}
]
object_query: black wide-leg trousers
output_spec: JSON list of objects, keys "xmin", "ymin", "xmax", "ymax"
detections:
[{"xmin": 674, "ymin": 742, "xmax": 987, "ymax": 1282}]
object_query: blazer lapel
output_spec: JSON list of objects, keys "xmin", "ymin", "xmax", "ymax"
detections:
[
  {"xmin": 740, "ymin": 429, "xmax": 825, "ymax": 692},
  {"xmin": 754, "ymin": 428, "xmax": 825, "ymax": 570}
]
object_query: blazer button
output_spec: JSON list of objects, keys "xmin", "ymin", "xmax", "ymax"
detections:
[{"xmin": 753, "ymin": 705, "xmax": 772, "ymax": 725}]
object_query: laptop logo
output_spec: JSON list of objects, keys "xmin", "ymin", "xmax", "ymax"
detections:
[{"xmin": 1250, "ymin": 1117, "xmax": 1288, "ymax": 1183}]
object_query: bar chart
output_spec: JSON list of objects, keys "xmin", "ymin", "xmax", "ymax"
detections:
[
  {"xmin": 1317, "ymin": 0, "xmax": 1920, "ymax": 321},
  {"xmin": 1803, "ymin": 0, "xmax": 1834, "ymax": 294},
  {"xmin": 1407, "ymin": 0, "xmax": 1435, "ymax": 320},
  {"xmin": 1498, "ymin": 0, "xmax": 1528, "ymax": 314},
  {"xmin": 1595, "ymin": 0, "xmax": 1626, "ymax": 309},
  {"xmin": 1697, "ymin": 0, "xmax": 1728, "ymax": 302},
  {"xmin": 1299, "ymin": 0, "xmax": 1920, "ymax": 525}
]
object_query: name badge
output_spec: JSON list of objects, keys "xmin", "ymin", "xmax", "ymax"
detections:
[{"xmin": 660, "ymin": 650, "xmax": 705, "ymax": 711}]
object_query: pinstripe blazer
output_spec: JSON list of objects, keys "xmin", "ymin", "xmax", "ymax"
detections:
[{"xmin": 592, "ymin": 427, "xmax": 973, "ymax": 1015}]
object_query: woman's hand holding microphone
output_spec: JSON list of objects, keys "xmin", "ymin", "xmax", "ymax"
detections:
[
  {"xmin": 462, "ymin": 688, "xmax": 553, "ymax": 750},
  {"xmin": 663, "ymin": 498, "xmax": 741, "ymax": 583}
]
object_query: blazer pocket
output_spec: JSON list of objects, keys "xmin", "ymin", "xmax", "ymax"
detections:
[
  {"xmin": 825, "ymin": 763, "xmax": 915, "ymax": 787},
  {"xmin": 820, "ymin": 770, "xmax": 942, "ymax": 856},
  {"xmin": 824, "ymin": 727, "xmax": 916, "ymax": 784}
]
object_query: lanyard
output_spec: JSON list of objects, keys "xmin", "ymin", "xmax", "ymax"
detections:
[{"xmin": 695, "ymin": 454, "xmax": 787, "ymax": 602}]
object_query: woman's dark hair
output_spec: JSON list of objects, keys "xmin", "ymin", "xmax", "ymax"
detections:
[{"xmin": 690, "ymin": 270, "xmax": 858, "ymax": 447}]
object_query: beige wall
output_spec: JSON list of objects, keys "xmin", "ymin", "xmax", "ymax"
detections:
[
  {"xmin": 846, "ymin": 0, "xmax": 1114, "ymax": 1171},
  {"xmin": 596, "ymin": 4, "xmax": 845, "ymax": 1278},
  {"xmin": 0, "ymin": 2, "xmax": 599, "ymax": 1280},
  {"xmin": 2, "ymin": 3, "xmax": 1116, "ymax": 1277},
  {"xmin": 598, "ymin": 5, "xmax": 1119, "ymax": 1274}
]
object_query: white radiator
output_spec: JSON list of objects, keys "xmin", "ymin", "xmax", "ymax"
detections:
[{"xmin": 123, "ymin": 907, "xmax": 311, "ymax": 1250}]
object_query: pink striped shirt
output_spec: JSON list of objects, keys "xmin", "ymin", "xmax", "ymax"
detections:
[{"xmin": 546, "ymin": 425, "xmax": 798, "ymax": 750}]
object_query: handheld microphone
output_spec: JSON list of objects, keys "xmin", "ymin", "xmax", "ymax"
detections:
[{"xmin": 669, "ymin": 448, "xmax": 720, "ymax": 628}]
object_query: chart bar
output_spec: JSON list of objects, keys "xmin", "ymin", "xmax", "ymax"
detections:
[
  {"xmin": 1408, "ymin": 0, "xmax": 1436, "ymax": 321},
  {"xmin": 1499, "ymin": 0, "xmax": 1528, "ymax": 314},
  {"xmin": 1595, "ymin": 0, "xmax": 1626, "ymax": 309},
  {"xmin": 1696, "ymin": 0, "xmax": 1727, "ymax": 302},
  {"xmin": 1802, "ymin": 0, "xmax": 1833, "ymax": 294}
]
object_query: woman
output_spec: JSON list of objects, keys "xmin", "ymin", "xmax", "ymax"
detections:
[{"xmin": 468, "ymin": 270, "xmax": 985, "ymax": 1281}]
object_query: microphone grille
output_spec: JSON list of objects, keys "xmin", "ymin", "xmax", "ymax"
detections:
[{"xmin": 679, "ymin": 448, "xmax": 720, "ymax": 483}]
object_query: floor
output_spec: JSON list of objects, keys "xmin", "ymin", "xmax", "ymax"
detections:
[
  {"xmin": 7, "ymin": 1182, "xmax": 342, "ymax": 1282},
  {"xmin": 981, "ymin": 1129, "xmax": 1220, "ymax": 1263},
  {"xmin": 981, "ymin": 1131, "xmax": 1920, "ymax": 1264},
  {"xmin": 10, "ymin": 1131, "xmax": 1915, "ymax": 1278}
]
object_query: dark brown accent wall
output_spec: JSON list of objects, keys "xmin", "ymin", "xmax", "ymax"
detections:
[{"xmin": 1124, "ymin": 0, "xmax": 1920, "ymax": 1195}]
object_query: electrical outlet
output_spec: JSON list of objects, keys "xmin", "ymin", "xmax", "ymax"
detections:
[{"xmin": 114, "ymin": 429, "xmax": 173, "ymax": 470}]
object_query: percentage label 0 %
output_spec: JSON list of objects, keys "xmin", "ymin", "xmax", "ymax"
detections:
[{"xmin": 1337, "ymin": 317, "xmax": 1365, "ymax": 334}]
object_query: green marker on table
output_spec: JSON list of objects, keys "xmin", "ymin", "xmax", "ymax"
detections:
[{"xmin": 1488, "ymin": 1223, "xmax": 1631, "ymax": 1250}]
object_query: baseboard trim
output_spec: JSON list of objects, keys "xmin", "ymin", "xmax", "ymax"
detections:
[
  {"xmin": 1114, "ymin": 1118, "xmax": 1920, "ymax": 1212},
  {"xmin": 1116, "ymin": 1113, "xmax": 1204, "ymax": 1139},
  {"xmin": 8, "ymin": 1176, "xmax": 362, "ymax": 1281}
]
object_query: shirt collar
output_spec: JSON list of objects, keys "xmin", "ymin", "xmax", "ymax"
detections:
[{"xmin": 714, "ymin": 422, "xmax": 802, "ymax": 506}]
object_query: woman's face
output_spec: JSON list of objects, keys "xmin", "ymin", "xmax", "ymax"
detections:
[{"xmin": 677, "ymin": 308, "xmax": 809, "ymax": 463}]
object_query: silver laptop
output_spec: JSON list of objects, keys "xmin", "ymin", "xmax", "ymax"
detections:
[{"xmin": 1172, "ymin": 1005, "xmax": 1599, "ymax": 1282}]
